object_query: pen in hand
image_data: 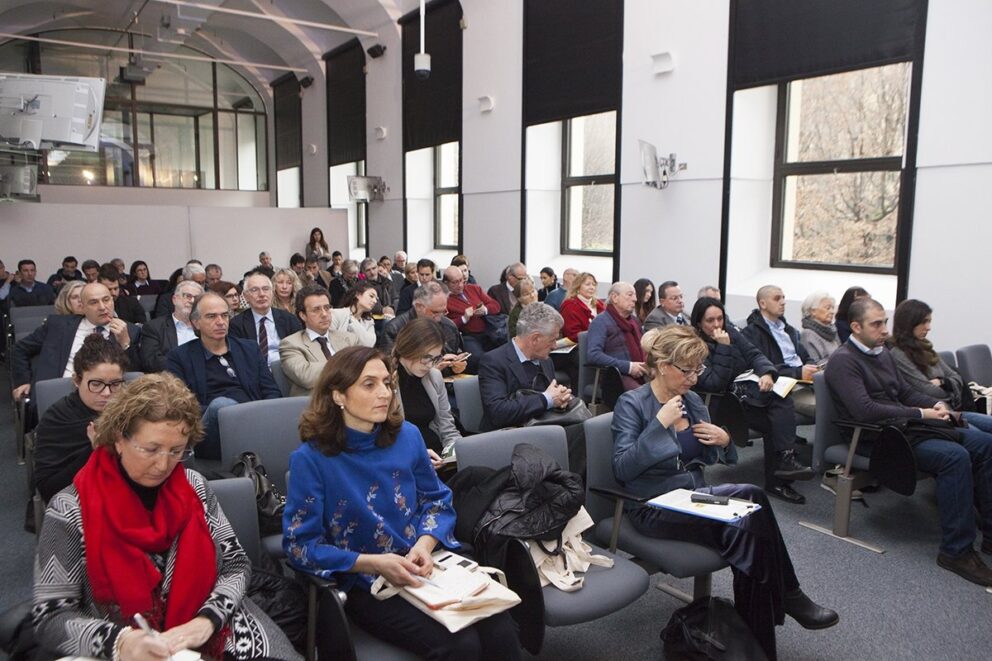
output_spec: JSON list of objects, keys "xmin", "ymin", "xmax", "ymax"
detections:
[{"xmin": 133, "ymin": 613, "xmax": 171, "ymax": 659}]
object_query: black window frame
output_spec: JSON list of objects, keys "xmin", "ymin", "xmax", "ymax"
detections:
[
  {"xmin": 432, "ymin": 141, "xmax": 461, "ymax": 251},
  {"xmin": 356, "ymin": 159, "xmax": 368, "ymax": 249},
  {"xmin": 559, "ymin": 112, "xmax": 619, "ymax": 257},
  {"xmin": 769, "ymin": 65, "xmax": 909, "ymax": 275}
]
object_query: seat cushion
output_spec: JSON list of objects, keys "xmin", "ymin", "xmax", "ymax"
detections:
[
  {"xmin": 594, "ymin": 516, "xmax": 728, "ymax": 578},
  {"xmin": 541, "ymin": 544, "xmax": 648, "ymax": 627},
  {"xmin": 823, "ymin": 444, "xmax": 870, "ymax": 471},
  {"xmin": 350, "ymin": 623, "xmax": 422, "ymax": 660}
]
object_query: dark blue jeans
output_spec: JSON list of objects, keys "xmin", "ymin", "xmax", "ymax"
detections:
[{"xmin": 913, "ymin": 416, "xmax": 992, "ymax": 556}]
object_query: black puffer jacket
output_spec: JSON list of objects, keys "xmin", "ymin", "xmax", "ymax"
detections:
[
  {"xmin": 474, "ymin": 443, "xmax": 585, "ymax": 546},
  {"xmin": 742, "ymin": 309, "xmax": 812, "ymax": 379},
  {"xmin": 695, "ymin": 325, "xmax": 777, "ymax": 394}
]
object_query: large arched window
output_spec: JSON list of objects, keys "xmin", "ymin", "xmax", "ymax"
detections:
[{"xmin": 0, "ymin": 29, "xmax": 268, "ymax": 191}]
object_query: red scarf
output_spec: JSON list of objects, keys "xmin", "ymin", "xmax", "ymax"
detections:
[
  {"xmin": 73, "ymin": 446, "xmax": 217, "ymax": 631},
  {"xmin": 606, "ymin": 304, "xmax": 644, "ymax": 363}
]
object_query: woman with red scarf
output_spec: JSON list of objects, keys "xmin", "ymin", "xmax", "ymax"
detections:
[
  {"xmin": 586, "ymin": 281, "xmax": 649, "ymax": 393},
  {"xmin": 32, "ymin": 373, "xmax": 300, "ymax": 660}
]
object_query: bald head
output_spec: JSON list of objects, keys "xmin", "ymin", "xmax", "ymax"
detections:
[
  {"xmin": 81, "ymin": 282, "xmax": 115, "ymax": 325},
  {"xmin": 756, "ymin": 285, "xmax": 786, "ymax": 320}
]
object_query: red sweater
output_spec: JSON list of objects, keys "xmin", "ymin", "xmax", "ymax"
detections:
[
  {"xmin": 446, "ymin": 284, "xmax": 501, "ymax": 334},
  {"xmin": 560, "ymin": 297, "xmax": 605, "ymax": 342}
]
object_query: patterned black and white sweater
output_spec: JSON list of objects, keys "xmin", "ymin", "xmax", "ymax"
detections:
[{"xmin": 32, "ymin": 468, "xmax": 300, "ymax": 660}]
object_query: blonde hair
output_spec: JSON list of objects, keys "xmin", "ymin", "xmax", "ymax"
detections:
[
  {"xmin": 272, "ymin": 268, "xmax": 303, "ymax": 313},
  {"xmin": 566, "ymin": 272, "xmax": 597, "ymax": 300},
  {"xmin": 54, "ymin": 280, "xmax": 86, "ymax": 315},
  {"xmin": 92, "ymin": 373, "xmax": 203, "ymax": 450},
  {"xmin": 641, "ymin": 325, "xmax": 709, "ymax": 374}
]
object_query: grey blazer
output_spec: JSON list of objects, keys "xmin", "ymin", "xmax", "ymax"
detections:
[
  {"xmin": 889, "ymin": 345, "xmax": 964, "ymax": 407},
  {"xmin": 394, "ymin": 368, "xmax": 461, "ymax": 453},
  {"xmin": 643, "ymin": 306, "xmax": 682, "ymax": 332}
]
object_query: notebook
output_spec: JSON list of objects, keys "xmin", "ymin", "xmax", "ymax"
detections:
[
  {"xmin": 646, "ymin": 488, "xmax": 761, "ymax": 523},
  {"xmin": 403, "ymin": 564, "xmax": 491, "ymax": 610}
]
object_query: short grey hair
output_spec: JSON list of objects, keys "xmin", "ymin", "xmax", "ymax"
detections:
[
  {"xmin": 608, "ymin": 281, "xmax": 633, "ymax": 298},
  {"xmin": 697, "ymin": 285, "xmax": 721, "ymax": 299},
  {"xmin": 801, "ymin": 291, "xmax": 834, "ymax": 318},
  {"xmin": 189, "ymin": 291, "xmax": 228, "ymax": 322},
  {"xmin": 182, "ymin": 263, "xmax": 206, "ymax": 280},
  {"xmin": 174, "ymin": 280, "xmax": 204, "ymax": 299},
  {"xmin": 413, "ymin": 281, "xmax": 446, "ymax": 305},
  {"xmin": 516, "ymin": 303, "xmax": 563, "ymax": 338},
  {"xmin": 360, "ymin": 257, "xmax": 377, "ymax": 272},
  {"xmin": 394, "ymin": 250, "xmax": 407, "ymax": 262},
  {"xmin": 342, "ymin": 259, "xmax": 359, "ymax": 275}
]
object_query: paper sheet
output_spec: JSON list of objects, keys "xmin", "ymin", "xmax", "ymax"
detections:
[{"xmin": 646, "ymin": 488, "xmax": 762, "ymax": 523}]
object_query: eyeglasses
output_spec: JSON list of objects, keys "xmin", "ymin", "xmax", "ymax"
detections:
[
  {"xmin": 418, "ymin": 353, "xmax": 444, "ymax": 367},
  {"xmin": 126, "ymin": 438, "xmax": 194, "ymax": 462},
  {"xmin": 671, "ymin": 363, "xmax": 706, "ymax": 378},
  {"xmin": 218, "ymin": 355, "xmax": 237, "ymax": 379},
  {"xmin": 246, "ymin": 286, "xmax": 272, "ymax": 295},
  {"xmin": 86, "ymin": 378, "xmax": 125, "ymax": 393},
  {"xmin": 178, "ymin": 292, "xmax": 197, "ymax": 300}
]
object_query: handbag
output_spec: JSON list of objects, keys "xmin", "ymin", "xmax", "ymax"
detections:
[
  {"xmin": 661, "ymin": 596, "xmax": 769, "ymax": 660},
  {"xmin": 230, "ymin": 452, "xmax": 286, "ymax": 536},
  {"xmin": 511, "ymin": 389, "xmax": 593, "ymax": 427},
  {"xmin": 526, "ymin": 507, "xmax": 613, "ymax": 592},
  {"xmin": 484, "ymin": 313, "xmax": 509, "ymax": 347},
  {"xmin": 370, "ymin": 552, "xmax": 521, "ymax": 633}
]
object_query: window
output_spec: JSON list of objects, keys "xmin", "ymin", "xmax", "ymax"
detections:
[
  {"xmin": 562, "ymin": 111, "xmax": 617, "ymax": 254},
  {"xmin": 434, "ymin": 141, "xmax": 460, "ymax": 250},
  {"xmin": 0, "ymin": 29, "xmax": 268, "ymax": 191},
  {"xmin": 772, "ymin": 63, "xmax": 910, "ymax": 272}
]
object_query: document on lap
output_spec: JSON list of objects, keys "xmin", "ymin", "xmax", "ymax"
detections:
[{"xmin": 647, "ymin": 488, "xmax": 761, "ymax": 523}]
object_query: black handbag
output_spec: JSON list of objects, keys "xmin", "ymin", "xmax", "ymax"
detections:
[
  {"xmin": 661, "ymin": 596, "xmax": 768, "ymax": 661},
  {"xmin": 230, "ymin": 452, "xmax": 286, "ymax": 536},
  {"xmin": 511, "ymin": 389, "xmax": 593, "ymax": 427},
  {"xmin": 484, "ymin": 313, "xmax": 509, "ymax": 347}
]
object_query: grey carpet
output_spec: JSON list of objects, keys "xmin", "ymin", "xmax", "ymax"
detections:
[{"xmin": 1, "ymin": 366, "xmax": 990, "ymax": 659}]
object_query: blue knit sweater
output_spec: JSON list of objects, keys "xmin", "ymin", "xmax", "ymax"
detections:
[{"xmin": 283, "ymin": 421, "xmax": 459, "ymax": 591}]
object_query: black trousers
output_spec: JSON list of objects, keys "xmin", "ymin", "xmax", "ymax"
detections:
[
  {"xmin": 744, "ymin": 395, "xmax": 798, "ymax": 487},
  {"xmin": 342, "ymin": 587, "xmax": 522, "ymax": 661},
  {"xmin": 629, "ymin": 483, "xmax": 800, "ymax": 661}
]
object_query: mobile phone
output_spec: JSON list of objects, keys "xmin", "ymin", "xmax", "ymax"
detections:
[
  {"xmin": 690, "ymin": 492, "xmax": 729, "ymax": 506},
  {"xmin": 455, "ymin": 352, "xmax": 472, "ymax": 361}
]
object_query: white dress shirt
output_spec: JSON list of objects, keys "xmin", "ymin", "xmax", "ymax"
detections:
[
  {"xmin": 63, "ymin": 318, "xmax": 105, "ymax": 377},
  {"xmin": 174, "ymin": 315, "xmax": 197, "ymax": 347}
]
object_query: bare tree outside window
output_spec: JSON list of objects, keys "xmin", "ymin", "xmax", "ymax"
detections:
[
  {"xmin": 563, "ymin": 111, "xmax": 617, "ymax": 254},
  {"xmin": 775, "ymin": 63, "xmax": 910, "ymax": 270}
]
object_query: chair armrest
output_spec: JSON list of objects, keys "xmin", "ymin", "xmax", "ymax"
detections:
[
  {"xmin": 834, "ymin": 419, "xmax": 882, "ymax": 433},
  {"xmin": 286, "ymin": 565, "xmax": 355, "ymax": 661},
  {"xmin": 590, "ymin": 485, "xmax": 650, "ymax": 504}
]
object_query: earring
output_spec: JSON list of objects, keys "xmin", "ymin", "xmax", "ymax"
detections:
[{"xmin": 339, "ymin": 404, "xmax": 345, "ymax": 410}]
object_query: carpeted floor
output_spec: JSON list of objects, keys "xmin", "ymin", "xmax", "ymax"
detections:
[{"xmin": 1, "ymin": 364, "xmax": 990, "ymax": 660}]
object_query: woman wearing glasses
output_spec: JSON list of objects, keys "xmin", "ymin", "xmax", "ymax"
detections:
[
  {"xmin": 32, "ymin": 372, "xmax": 300, "ymax": 660},
  {"xmin": 689, "ymin": 297, "xmax": 813, "ymax": 505},
  {"xmin": 33, "ymin": 335, "xmax": 129, "ymax": 502},
  {"xmin": 391, "ymin": 318, "xmax": 463, "ymax": 469},
  {"xmin": 612, "ymin": 326, "xmax": 837, "ymax": 660}
]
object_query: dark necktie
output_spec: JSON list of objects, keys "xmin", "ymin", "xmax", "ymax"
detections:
[
  {"xmin": 315, "ymin": 336, "xmax": 332, "ymax": 359},
  {"xmin": 93, "ymin": 325, "xmax": 107, "ymax": 338},
  {"xmin": 676, "ymin": 315, "xmax": 687, "ymax": 326},
  {"xmin": 258, "ymin": 317, "xmax": 268, "ymax": 358}
]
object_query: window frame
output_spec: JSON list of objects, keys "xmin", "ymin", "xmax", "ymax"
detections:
[
  {"xmin": 559, "ymin": 113, "xmax": 619, "ymax": 257},
  {"xmin": 769, "ymin": 69, "xmax": 908, "ymax": 275},
  {"xmin": 356, "ymin": 160, "xmax": 368, "ymax": 249},
  {"xmin": 432, "ymin": 141, "xmax": 461, "ymax": 251}
]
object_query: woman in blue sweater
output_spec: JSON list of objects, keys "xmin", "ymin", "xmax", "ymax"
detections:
[
  {"xmin": 284, "ymin": 345, "xmax": 521, "ymax": 660},
  {"xmin": 612, "ymin": 326, "xmax": 837, "ymax": 660}
]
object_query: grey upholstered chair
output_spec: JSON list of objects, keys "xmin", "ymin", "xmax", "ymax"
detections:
[
  {"xmin": 583, "ymin": 412, "xmax": 729, "ymax": 602},
  {"xmin": 455, "ymin": 425, "xmax": 649, "ymax": 652},
  {"xmin": 955, "ymin": 344, "xmax": 992, "ymax": 385},
  {"xmin": 451, "ymin": 375, "xmax": 483, "ymax": 433},
  {"xmin": 268, "ymin": 358, "xmax": 293, "ymax": 397}
]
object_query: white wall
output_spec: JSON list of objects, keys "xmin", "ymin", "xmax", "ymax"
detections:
[
  {"xmin": 0, "ymin": 202, "xmax": 347, "ymax": 280},
  {"xmin": 906, "ymin": 0, "xmax": 992, "ymax": 350}
]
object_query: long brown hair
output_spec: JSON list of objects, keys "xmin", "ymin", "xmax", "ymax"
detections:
[{"xmin": 299, "ymin": 346, "xmax": 403, "ymax": 455}]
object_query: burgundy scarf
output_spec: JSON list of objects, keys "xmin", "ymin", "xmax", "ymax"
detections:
[
  {"xmin": 74, "ymin": 447, "xmax": 218, "ymax": 632},
  {"xmin": 607, "ymin": 304, "xmax": 644, "ymax": 363}
]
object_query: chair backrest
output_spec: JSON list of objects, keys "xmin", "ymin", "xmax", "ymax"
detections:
[
  {"xmin": 9, "ymin": 307, "xmax": 53, "ymax": 336},
  {"xmin": 955, "ymin": 344, "xmax": 992, "ymax": 385},
  {"xmin": 576, "ymin": 331, "xmax": 595, "ymax": 402},
  {"xmin": 937, "ymin": 350, "xmax": 956, "ymax": 370},
  {"xmin": 218, "ymin": 397, "xmax": 310, "ymax": 493},
  {"xmin": 34, "ymin": 378, "xmax": 74, "ymax": 418},
  {"xmin": 583, "ymin": 412, "xmax": 619, "ymax": 524},
  {"xmin": 269, "ymin": 358, "xmax": 292, "ymax": 397},
  {"xmin": 812, "ymin": 370, "xmax": 846, "ymax": 473},
  {"xmin": 455, "ymin": 425, "xmax": 570, "ymax": 471},
  {"xmin": 451, "ymin": 375, "xmax": 483, "ymax": 433},
  {"xmin": 209, "ymin": 477, "xmax": 261, "ymax": 566},
  {"xmin": 137, "ymin": 295, "xmax": 158, "ymax": 313}
]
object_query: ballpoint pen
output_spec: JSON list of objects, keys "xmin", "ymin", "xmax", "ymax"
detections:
[{"xmin": 133, "ymin": 613, "xmax": 172, "ymax": 660}]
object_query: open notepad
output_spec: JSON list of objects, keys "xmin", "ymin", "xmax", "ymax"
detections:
[
  {"xmin": 733, "ymin": 370, "xmax": 805, "ymax": 398},
  {"xmin": 647, "ymin": 488, "xmax": 762, "ymax": 523}
]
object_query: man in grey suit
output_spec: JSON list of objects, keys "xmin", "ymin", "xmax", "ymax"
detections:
[
  {"xmin": 643, "ymin": 280, "xmax": 687, "ymax": 330},
  {"xmin": 279, "ymin": 284, "xmax": 357, "ymax": 396},
  {"xmin": 139, "ymin": 280, "xmax": 203, "ymax": 372}
]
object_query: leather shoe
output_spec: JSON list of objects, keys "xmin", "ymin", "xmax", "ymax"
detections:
[
  {"xmin": 937, "ymin": 549, "xmax": 992, "ymax": 586},
  {"xmin": 784, "ymin": 589, "xmax": 839, "ymax": 630},
  {"xmin": 774, "ymin": 451, "xmax": 814, "ymax": 480},
  {"xmin": 765, "ymin": 484, "xmax": 806, "ymax": 505}
]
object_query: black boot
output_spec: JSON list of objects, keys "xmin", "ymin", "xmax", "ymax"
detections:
[
  {"xmin": 783, "ymin": 589, "xmax": 839, "ymax": 630},
  {"xmin": 774, "ymin": 450, "xmax": 814, "ymax": 480}
]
